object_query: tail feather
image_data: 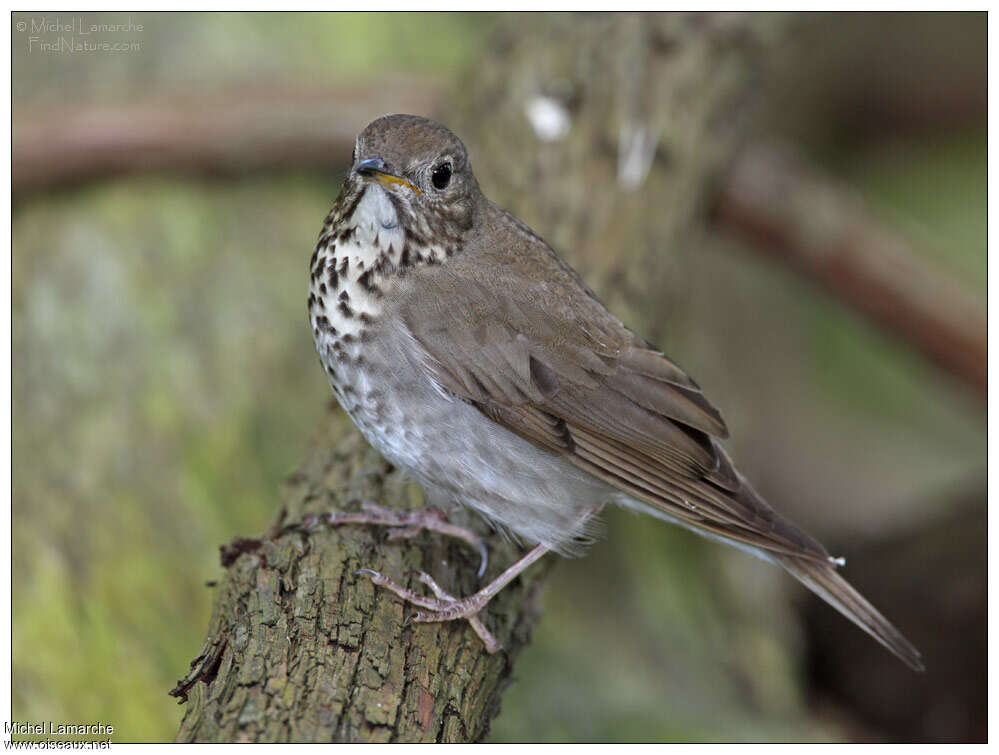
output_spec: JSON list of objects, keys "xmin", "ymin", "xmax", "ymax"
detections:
[{"xmin": 777, "ymin": 555, "xmax": 924, "ymax": 672}]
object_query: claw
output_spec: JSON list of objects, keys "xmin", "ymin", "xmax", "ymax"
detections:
[
  {"xmin": 475, "ymin": 541, "xmax": 488, "ymax": 578},
  {"xmin": 356, "ymin": 568, "xmax": 380, "ymax": 578}
]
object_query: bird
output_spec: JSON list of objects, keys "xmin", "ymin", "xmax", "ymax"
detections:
[{"xmin": 306, "ymin": 113, "xmax": 923, "ymax": 670}]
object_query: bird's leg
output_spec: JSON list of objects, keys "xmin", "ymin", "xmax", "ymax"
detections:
[
  {"xmin": 357, "ymin": 543, "xmax": 551, "ymax": 653},
  {"xmin": 353, "ymin": 504, "xmax": 601, "ymax": 653},
  {"xmin": 309, "ymin": 500, "xmax": 489, "ymax": 576}
]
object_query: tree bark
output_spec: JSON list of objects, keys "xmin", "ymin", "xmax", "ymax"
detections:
[{"xmin": 172, "ymin": 407, "xmax": 550, "ymax": 742}]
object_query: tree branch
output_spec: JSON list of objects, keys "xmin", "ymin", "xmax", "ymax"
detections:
[
  {"xmin": 714, "ymin": 144, "xmax": 986, "ymax": 399},
  {"xmin": 17, "ymin": 66, "xmax": 983, "ymax": 403},
  {"xmin": 13, "ymin": 80, "xmax": 442, "ymax": 196},
  {"xmin": 171, "ymin": 410, "xmax": 550, "ymax": 743}
]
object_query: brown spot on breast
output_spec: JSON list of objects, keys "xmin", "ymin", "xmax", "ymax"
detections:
[
  {"xmin": 357, "ymin": 269, "xmax": 378, "ymax": 294},
  {"xmin": 338, "ymin": 301, "xmax": 354, "ymax": 318},
  {"xmin": 315, "ymin": 315, "xmax": 337, "ymax": 335}
]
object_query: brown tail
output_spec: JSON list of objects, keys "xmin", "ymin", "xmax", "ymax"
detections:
[{"xmin": 777, "ymin": 555, "xmax": 924, "ymax": 672}]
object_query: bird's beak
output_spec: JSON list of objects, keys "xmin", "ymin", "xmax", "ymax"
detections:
[{"xmin": 354, "ymin": 157, "xmax": 421, "ymax": 195}]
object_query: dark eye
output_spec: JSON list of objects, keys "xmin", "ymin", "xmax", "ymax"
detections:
[{"xmin": 431, "ymin": 162, "xmax": 452, "ymax": 190}]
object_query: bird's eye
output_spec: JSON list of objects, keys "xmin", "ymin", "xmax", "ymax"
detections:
[{"xmin": 431, "ymin": 162, "xmax": 452, "ymax": 190}]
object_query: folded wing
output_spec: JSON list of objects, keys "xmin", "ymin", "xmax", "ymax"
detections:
[{"xmin": 395, "ymin": 243, "xmax": 921, "ymax": 670}]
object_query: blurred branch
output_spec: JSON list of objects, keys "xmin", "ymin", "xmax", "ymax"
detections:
[
  {"xmin": 13, "ymin": 80, "xmax": 442, "ymax": 196},
  {"xmin": 16, "ymin": 86, "xmax": 986, "ymax": 406},
  {"xmin": 714, "ymin": 145, "xmax": 986, "ymax": 400}
]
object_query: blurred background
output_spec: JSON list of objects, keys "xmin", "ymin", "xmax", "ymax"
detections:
[{"xmin": 12, "ymin": 12, "xmax": 985, "ymax": 743}]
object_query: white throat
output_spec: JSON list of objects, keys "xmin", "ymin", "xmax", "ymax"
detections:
[
  {"xmin": 309, "ymin": 185, "xmax": 405, "ymax": 355},
  {"xmin": 350, "ymin": 184, "xmax": 406, "ymax": 252}
]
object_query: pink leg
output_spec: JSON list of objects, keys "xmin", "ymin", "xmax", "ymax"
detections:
[
  {"xmin": 354, "ymin": 504, "xmax": 603, "ymax": 654},
  {"xmin": 357, "ymin": 544, "xmax": 550, "ymax": 653}
]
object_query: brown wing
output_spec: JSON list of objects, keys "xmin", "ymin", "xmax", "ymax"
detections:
[
  {"xmin": 397, "ymin": 252, "xmax": 831, "ymax": 564},
  {"xmin": 394, "ymin": 224, "xmax": 921, "ymax": 671},
  {"xmin": 393, "ymin": 237, "xmax": 923, "ymax": 670}
]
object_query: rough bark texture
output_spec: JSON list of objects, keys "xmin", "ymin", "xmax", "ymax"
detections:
[
  {"xmin": 173, "ymin": 12, "xmax": 793, "ymax": 743},
  {"xmin": 173, "ymin": 408, "xmax": 549, "ymax": 742}
]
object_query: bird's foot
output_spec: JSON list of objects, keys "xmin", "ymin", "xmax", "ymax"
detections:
[
  {"xmin": 356, "ymin": 568, "xmax": 503, "ymax": 653},
  {"xmin": 354, "ymin": 543, "xmax": 551, "ymax": 654},
  {"xmin": 305, "ymin": 500, "xmax": 488, "ymax": 576}
]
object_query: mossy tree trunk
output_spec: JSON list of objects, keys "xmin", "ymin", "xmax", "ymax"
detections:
[{"xmin": 173, "ymin": 12, "xmax": 785, "ymax": 742}]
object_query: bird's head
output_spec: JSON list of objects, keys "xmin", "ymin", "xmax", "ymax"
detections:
[{"xmin": 340, "ymin": 114, "xmax": 482, "ymax": 252}]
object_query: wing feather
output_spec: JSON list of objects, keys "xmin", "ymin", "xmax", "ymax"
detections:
[
  {"xmin": 389, "ymin": 204, "xmax": 920, "ymax": 670},
  {"xmin": 398, "ymin": 255, "xmax": 829, "ymax": 563}
]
